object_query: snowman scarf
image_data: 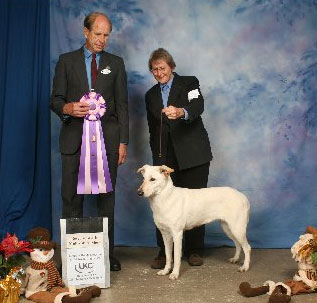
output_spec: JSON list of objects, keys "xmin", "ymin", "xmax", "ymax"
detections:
[{"xmin": 31, "ymin": 260, "xmax": 64, "ymax": 290}]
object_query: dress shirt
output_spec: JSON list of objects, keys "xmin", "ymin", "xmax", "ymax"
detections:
[{"xmin": 160, "ymin": 76, "xmax": 174, "ymax": 108}]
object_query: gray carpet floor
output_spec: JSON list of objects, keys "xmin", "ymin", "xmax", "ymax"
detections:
[{"xmin": 19, "ymin": 247, "xmax": 316, "ymax": 303}]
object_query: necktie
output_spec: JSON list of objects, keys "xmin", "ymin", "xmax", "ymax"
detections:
[{"xmin": 91, "ymin": 54, "xmax": 97, "ymax": 89}]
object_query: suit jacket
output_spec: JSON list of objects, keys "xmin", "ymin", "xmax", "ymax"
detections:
[
  {"xmin": 50, "ymin": 47, "xmax": 129, "ymax": 155},
  {"xmin": 145, "ymin": 73, "xmax": 212, "ymax": 170}
]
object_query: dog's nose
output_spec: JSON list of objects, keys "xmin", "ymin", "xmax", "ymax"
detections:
[{"xmin": 137, "ymin": 188, "xmax": 144, "ymax": 196}]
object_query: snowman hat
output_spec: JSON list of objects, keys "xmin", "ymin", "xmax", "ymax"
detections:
[
  {"xmin": 306, "ymin": 226, "xmax": 317, "ymax": 235},
  {"xmin": 28, "ymin": 227, "xmax": 57, "ymax": 250}
]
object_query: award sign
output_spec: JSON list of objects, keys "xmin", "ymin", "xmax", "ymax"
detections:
[{"xmin": 60, "ymin": 217, "xmax": 110, "ymax": 288}]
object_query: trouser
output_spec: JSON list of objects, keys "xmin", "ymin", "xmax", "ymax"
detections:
[
  {"xmin": 61, "ymin": 149, "xmax": 118, "ymax": 257},
  {"xmin": 156, "ymin": 137, "xmax": 210, "ymax": 257}
]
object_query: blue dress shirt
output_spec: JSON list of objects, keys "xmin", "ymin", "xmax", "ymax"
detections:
[{"xmin": 160, "ymin": 76, "xmax": 174, "ymax": 108}]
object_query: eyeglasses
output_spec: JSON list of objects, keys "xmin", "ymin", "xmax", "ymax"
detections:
[{"xmin": 151, "ymin": 66, "xmax": 167, "ymax": 74}]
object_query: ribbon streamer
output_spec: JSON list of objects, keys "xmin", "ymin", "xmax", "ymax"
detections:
[{"xmin": 77, "ymin": 92, "xmax": 113, "ymax": 194}]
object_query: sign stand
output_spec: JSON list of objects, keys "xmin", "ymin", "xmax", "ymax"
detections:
[{"xmin": 60, "ymin": 217, "xmax": 110, "ymax": 288}]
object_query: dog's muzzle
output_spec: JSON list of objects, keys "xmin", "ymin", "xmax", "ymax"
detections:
[{"xmin": 137, "ymin": 188, "xmax": 144, "ymax": 196}]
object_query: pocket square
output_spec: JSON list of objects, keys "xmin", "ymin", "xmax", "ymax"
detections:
[
  {"xmin": 101, "ymin": 67, "xmax": 111, "ymax": 75},
  {"xmin": 188, "ymin": 89, "xmax": 200, "ymax": 101}
]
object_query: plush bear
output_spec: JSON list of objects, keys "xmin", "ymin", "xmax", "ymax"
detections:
[
  {"xmin": 239, "ymin": 226, "xmax": 317, "ymax": 303},
  {"xmin": 21, "ymin": 227, "xmax": 101, "ymax": 303}
]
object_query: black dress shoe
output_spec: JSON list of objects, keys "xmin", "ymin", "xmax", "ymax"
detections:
[
  {"xmin": 110, "ymin": 256, "xmax": 121, "ymax": 271},
  {"xmin": 150, "ymin": 255, "xmax": 166, "ymax": 269},
  {"xmin": 188, "ymin": 253, "xmax": 203, "ymax": 266}
]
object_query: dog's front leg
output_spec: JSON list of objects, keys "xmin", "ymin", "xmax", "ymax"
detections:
[
  {"xmin": 169, "ymin": 231, "xmax": 183, "ymax": 280},
  {"xmin": 156, "ymin": 231, "xmax": 173, "ymax": 276}
]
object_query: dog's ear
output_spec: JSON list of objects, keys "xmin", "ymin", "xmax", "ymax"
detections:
[
  {"xmin": 160, "ymin": 165, "xmax": 174, "ymax": 177},
  {"xmin": 137, "ymin": 165, "xmax": 148, "ymax": 175}
]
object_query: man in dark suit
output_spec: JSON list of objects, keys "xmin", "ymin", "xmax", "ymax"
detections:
[
  {"xmin": 145, "ymin": 48, "xmax": 213, "ymax": 269},
  {"xmin": 50, "ymin": 12, "xmax": 128, "ymax": 271}
]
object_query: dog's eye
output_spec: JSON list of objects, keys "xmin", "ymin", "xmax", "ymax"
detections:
[{"xmin": 150, "ymin": 178, "xmax": 156, "ymax": 181}]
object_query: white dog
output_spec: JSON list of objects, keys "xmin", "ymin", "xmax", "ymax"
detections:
[{"xmin": 137, "ymin": 164, "xmax": 251, "ymax": 280}]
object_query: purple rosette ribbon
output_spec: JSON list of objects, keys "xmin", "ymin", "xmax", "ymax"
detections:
[{"xmin": 77, "ymin": 92, "xmax": 113, "ymax": 194}]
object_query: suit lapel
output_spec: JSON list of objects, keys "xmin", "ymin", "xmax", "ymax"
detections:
[
  {"xmin": 73, "ymin": 48, "xmax": 89, "ymax": 93},
  {"xmin": 167, "ymin": 73, "xmax": 181, "ymax": 107},
  {"xmin": 95, "ymin": 51, "xmax": 111, "ymax": 91},
  {"xmin": 98, "ymin": 51, "xmax": 111, "ymax": 71},
  {"xmin": 149, "ymin": 85, "xmax": 164, "ymax": 117}
]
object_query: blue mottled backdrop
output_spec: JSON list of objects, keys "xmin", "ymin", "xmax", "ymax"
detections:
[{"xmin": 50, "ymin": 0, "xmax": 317, "ymax": 248}]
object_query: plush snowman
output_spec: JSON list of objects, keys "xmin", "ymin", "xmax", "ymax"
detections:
[{"xmin": 21, "ymin": 227, "xmax": 101, "ymax": 303}]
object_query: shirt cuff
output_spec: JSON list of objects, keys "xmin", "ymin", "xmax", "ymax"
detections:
[
  {"xmin": 61, "ymin": 114, "xmax": 71, "ymax": 123},
  {"xmin": 182, "ymin": 108, "xmax": 189, "ymax": 120}
]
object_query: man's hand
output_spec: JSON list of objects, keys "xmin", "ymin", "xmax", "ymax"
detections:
[
  {"xmin": 63, "ymin": 102, "xmax": 90, "ymax": 117},
  {"xmin": 162, "ymin": 106, "xmax": 184, "ymax": 120},
  {"xmin": 118, "ymin": 143, "xmax": 127, "ymax": 165}
]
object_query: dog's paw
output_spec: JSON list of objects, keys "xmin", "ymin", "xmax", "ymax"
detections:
[
  {"xmin": 238, "ymin": 265, "xmax": 249, "ymax": 272},
  {"xmin": 169, "ymin": 272, "xmax": 179, "ymax": 280},
  {"xmin": 228, "ymin": 257, "xmax": 239, "ymax": 264},
  {"xmin": 156, "ymin": 269, "xmax": 169, "ymax": 276}
]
